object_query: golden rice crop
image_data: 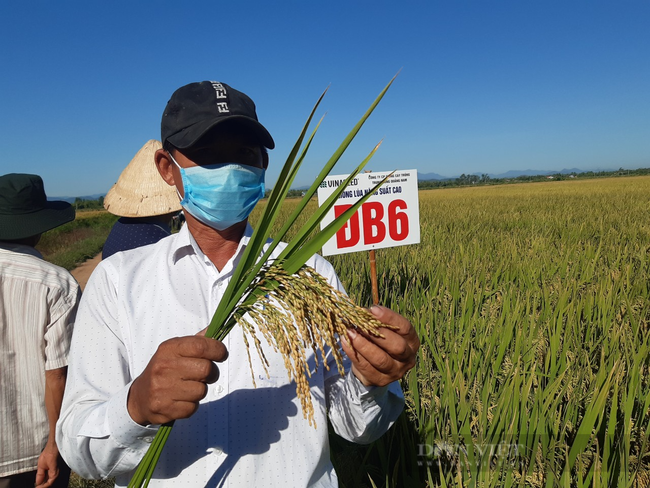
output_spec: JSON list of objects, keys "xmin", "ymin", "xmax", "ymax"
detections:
[
  {"xmin": 265, "ymin": 175, "xmax": 650, "ymax": 487},
  {"xmin": 236, "ymin": 263, "xmax": 395, "ymax": 426}
]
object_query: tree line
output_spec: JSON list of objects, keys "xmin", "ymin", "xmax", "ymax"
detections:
[
  {"xmin": 418, "ymin": 167, "xmax": 650, "ymax": 190},
  {"xmin": 73, "ymin": 196, "xmax": 105, "ymax": 210},
  {"xmin": 69, "ymin": 167, "xmax": 650, "ymax": 207}
]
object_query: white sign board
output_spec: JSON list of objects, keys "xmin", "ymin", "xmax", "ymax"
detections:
[{"xmin": 317, "ymin": 169, "xmax": 420, "ymax": 256}]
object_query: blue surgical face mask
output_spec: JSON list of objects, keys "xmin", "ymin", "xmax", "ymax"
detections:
[{"xmin": 169, "ymin": 152, "xmax": 265, "ymax": 231}]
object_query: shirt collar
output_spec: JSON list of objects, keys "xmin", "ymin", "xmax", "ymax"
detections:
[
  {"xmin": 0, "ymin": 241, "xmax": 44, "ymax": 259},
  {"xmin": 170, "ymin": 222, "xmax": 255, "ymax": 272}
]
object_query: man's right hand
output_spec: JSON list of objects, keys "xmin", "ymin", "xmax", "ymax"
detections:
[{"xmin": 127, "ymin": 335, "xmax": 228, "ymax": 426}]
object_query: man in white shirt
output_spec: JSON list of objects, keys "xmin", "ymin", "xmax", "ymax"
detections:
[
  {"xmin": 57, "ymin": 81, "xmax": 420, "ymax": 487},
  {"xmin": 0, "ymin": 173, "xmax": 80, "ymax": 488}
]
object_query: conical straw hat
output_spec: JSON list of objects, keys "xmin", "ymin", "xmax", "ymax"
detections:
[{"xmin": 104, "ymin": 140, "xmax": 181, "ymax": 217}]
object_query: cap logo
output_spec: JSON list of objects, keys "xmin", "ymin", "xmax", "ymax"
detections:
[{"xmin": 210, "ymin": 82, "xmax": 230, "ymax": 113}]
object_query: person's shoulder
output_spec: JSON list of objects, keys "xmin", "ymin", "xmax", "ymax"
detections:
[
  {"xmin": 102, "ymin": 231, "xmax": 178, "ymax": 268},
  {"xmin": 4, "ymin": 249, "xmax": 79, "ymax": 292},
  {"xmin": 39, "ymin": 257, "xmax": 78, "ymax": 283},
  {"xmin": 43, "ymin": 260, "xmax": 80, "ymax": 297},
  {"xmin": 40, "ymin": 257, "xmax": 77, "ymax": 278}
]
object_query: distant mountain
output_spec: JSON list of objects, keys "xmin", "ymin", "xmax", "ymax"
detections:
[
  {"xmin": 49, "ymin": 193, "xmax": 105, "ymax": 203},
  {"xmin": 417, "ymin": 168, "xmax": 588, "ymax": 181},
  {"xmin": 555, "ymin": 168, "xmax": 586, "ymax": 175},
  {"xmin": 418, "ymin": 172, "xmax": 450, "ymax": 181},
  {"xmin": 490, "ymin": 168, "xmax": 585, "ymax": 179}
]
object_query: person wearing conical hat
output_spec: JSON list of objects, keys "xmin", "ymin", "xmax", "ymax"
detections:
[
  {"xmin": 101, "ymin": 140, "xmax": 181, "ymax": 259},
  {"xmin": 0, "ymin": 173, "xmax": 80, "ymax": 488}
]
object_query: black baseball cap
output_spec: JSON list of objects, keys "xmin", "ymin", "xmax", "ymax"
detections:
[{"xmin": 161, "ymin": 81, "xmax": 275, "ymax": 150}]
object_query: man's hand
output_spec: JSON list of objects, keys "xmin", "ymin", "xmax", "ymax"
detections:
[
  {"xmin": 35, "ymin": 441, "xmax": 59, "ymax": 488},
  {"xmin": 341, "ymin": 305, "xmax": 420, "ymax": 387},
  {"xmin": 128, "ymin": 335, "xmax": 228, "ymax": 426}
]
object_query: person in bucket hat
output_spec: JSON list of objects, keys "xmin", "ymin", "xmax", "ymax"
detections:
[
  {"xmin": 57, "ymin": 81, "xmax": 419, "ymax": 487},
  {"xmin": 0, "ymin": 173, "xmax": 80, "ymax": 488},
  {"xmin": 0, "ymin": 173, "xmax": 75, "ymax": 242},
  {"xmin": 101, "ymin": 140, "xmax": 181, "ymax": 259}
]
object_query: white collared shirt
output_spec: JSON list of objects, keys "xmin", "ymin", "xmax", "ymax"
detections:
[
  {"xmin": 0, "ymin": 243, "xmax": 80, "ymax": 476},
  {"xmin": 56, "ymin": 224, "xmax": 403, "ymax": 487}
]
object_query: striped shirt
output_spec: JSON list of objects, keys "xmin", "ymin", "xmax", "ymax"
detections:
[{"xmin": 0, "ymin": 243, "xmax": 80, "ymax": 476}]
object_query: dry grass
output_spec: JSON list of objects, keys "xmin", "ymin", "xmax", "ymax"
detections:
[
  {"xmin": 36, "ymin": 211, "xmax": 117, "ymax": 269},
  {"xmin": 68, "ymin": 473, "xmax": 113, "ymax": 488}
]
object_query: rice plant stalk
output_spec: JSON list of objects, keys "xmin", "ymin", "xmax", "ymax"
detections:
[{"xmin": 128, "ymin": 74, "xmax": 398, "ymax": 488}]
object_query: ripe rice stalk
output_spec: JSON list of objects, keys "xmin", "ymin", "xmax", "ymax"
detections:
[
  {"xmin": 318, "ymin": 177, "xmax": 650, "ymax": 485},
  {"xmin": 234, "ymin": 262, "xmax": 394, "ymax": 425},
  {"xmin": 128, "ymin": 74, "xmax": 399, "ymax": 488}
]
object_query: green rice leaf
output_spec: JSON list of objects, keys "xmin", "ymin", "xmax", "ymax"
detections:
[
  {"xmin": 282, "ymin": 173, "xmax": 393, "ymax": 275},
  {"xmin": 276, "ymin": 142, "xmax": 384, "ymax": 263}
]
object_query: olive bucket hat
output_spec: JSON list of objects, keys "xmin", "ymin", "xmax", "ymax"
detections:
[{"xmin": 0, "ymin": 173, "xmax": 75, "ymax": 240}]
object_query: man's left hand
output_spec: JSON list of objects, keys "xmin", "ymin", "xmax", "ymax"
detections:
[
  {"xmin": 35, "ymin": 442, "xmax": 59, "ymax": 488},
  {"xmin": 341, "ymin": 305, "xmax": 420, "ymax": 387}
]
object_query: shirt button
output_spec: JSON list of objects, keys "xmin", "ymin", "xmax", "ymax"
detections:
[
  {"xmin": 216, "ymin": 385, "xmax": 224, "ymax": 394},
  {"xmin": 140, "ymin": 436, "xmax": 153, "ymax": 443}
]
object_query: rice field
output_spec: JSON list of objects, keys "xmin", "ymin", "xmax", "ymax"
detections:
[
  {"xmin": 256, "ymin": 175, "xmax": 650, "ymax": 487},
  {"xmin": 66, "ymin": 175, "xmax": 650, "ymax": 487}
]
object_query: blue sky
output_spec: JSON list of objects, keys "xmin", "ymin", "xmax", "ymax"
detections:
[{"xmin": 1, "ymin": 1, "xmax": 648, "ymax": 197}]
